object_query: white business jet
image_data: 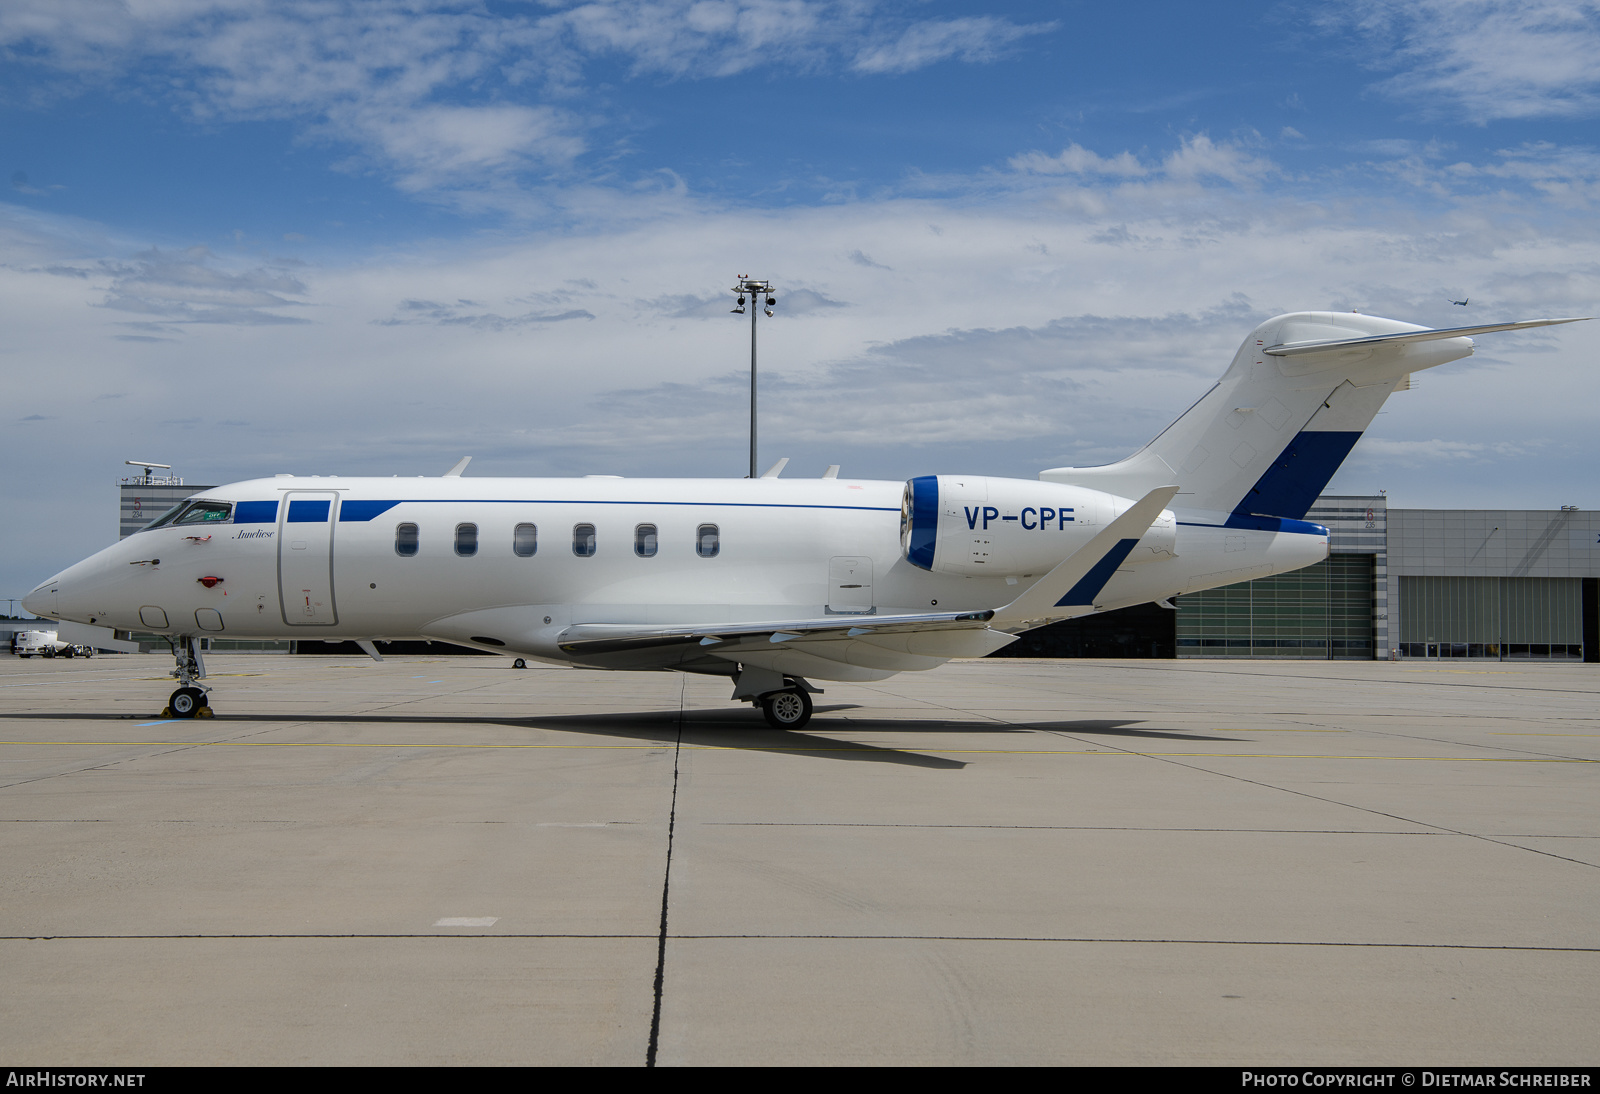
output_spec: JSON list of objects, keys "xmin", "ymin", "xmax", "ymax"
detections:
[{"xmin": 24, "ymin": 311, "xmax": 1585, "ymax": 728}]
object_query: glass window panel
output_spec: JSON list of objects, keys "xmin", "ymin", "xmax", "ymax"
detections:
[
  {"xmin": 395, "ymin": 523, "xmax": 419, "ymax": 557},
  {"xmin": 455, "ymin": 523, "xmax": 478, "ymax": 557},
  {"xmin": 141, "ymin": 501, "xmax": 191, "ymax": 531},
  {"xmin": 696, "ymin": 524, "xmax": 719, "ymax": 558},
  {"xmin": 573, "ymin": 523, "xmax": 597, "ymax": 557},
  {"xmin": 635, "ymin": 524, "xmax": 658, "ymax": 558},
  {"xmin": 175, "ymin": 501, "xmax": 233, "ymax": 525},
  {"xmin": 513, "ymin": 523, "xmax": 537, "ymax": 557}
]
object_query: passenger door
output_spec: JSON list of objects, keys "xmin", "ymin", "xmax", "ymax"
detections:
[{"xmin": 279, "ymin": 492, "xmax": 339, "ymax": 626}]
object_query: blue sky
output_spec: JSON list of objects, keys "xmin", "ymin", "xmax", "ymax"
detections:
[{"xmin": 4, "ymin": 0, "xmax": 1600, "ymax": 601}]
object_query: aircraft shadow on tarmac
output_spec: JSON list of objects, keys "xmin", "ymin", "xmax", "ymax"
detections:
[
  {"xmin": 1025, "ymin": 719, "xmax": 1246, "ymax": 743},
  {"xmin": 0, "ymin": 709, "xmax": 1241, "ymax": 768}
]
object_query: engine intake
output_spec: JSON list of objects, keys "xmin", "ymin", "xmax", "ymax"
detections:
[{"xmin": 902, "ymin": 475, "xmax": 1175, "ymax": 576}]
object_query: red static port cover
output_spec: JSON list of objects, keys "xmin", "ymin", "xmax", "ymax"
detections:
[{"xmin": 198, "ymin": 576, "xmax": 223, "ymax": 588}]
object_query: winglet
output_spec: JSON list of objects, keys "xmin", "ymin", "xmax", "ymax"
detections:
[
  {"xmin": 444, "ymin": 456, "xmax": 471, "ymax": 477},
  {"xmin": 761, "ymin": 457, "xmax": 790, "ymax": 478},
  {"xmin": 991, "ymin": 486, "xmax": 1179, "ymax": 626}
]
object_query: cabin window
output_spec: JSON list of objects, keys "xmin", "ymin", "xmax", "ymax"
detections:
[
  {"xmin": 573, "ymin": 523, "xmax": 597, "ymax": 557},
  {"xmin": 395, "ymin": 523, "xmax": 419, "ymax": 557},
  {"xmin": 634, "ymin": 524, "xmax": 658, "ymax": 558},
  {"xmin": 513, "ymin": 523, "xmax": 537, "ymax": 557},
  {"xmin": 696, "ymin": 524, "xmax": 720, "ymax": 558},
  {"xmin": 455, "ymin": 523, "xmax": 478, "ymax": 557}
]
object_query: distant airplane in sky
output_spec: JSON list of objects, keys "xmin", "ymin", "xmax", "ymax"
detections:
[
  {"xmin": 1450, "ymin": 298, "xmax": 1469, "ymax": 306},
  {"xmin": 25, "ymin": 313, "xmax": 1586, "ymax": 728}
]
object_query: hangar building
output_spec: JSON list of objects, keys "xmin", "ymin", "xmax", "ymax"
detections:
[{"xmin": 1013, "ymin": 496, "xmax": 1600, "ymax": 663}]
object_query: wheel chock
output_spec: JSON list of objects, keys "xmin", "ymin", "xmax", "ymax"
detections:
[
  {"xmin": 160, "ymin": 707, "xmax": 172, "ymax": 717},
  {"xmin": 196, "ymin": 707, "xmax": 215, "ymax": 719}
]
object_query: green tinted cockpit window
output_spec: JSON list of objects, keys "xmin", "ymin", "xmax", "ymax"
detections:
[{"xmin": 174, "ymin": 501, "xmax": 233, "ymax": 525}]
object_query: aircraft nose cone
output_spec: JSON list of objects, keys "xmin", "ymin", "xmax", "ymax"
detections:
[{"xmin": 22, "ymin": 581, "xmax": 55, "ymax": 619}]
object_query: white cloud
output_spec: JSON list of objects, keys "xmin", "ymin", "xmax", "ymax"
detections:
[
  {"xmin": 1356, "ymin": 437, "xmax": 1539, "ymax": 461},
  {"xmin": 98, "ymin": 246, "xmax": 312, "ymax": 326},
  {"xmin": 0, "ymin": 1, "xmax": 1056, "ymax": 198},
  {"xmin": 1448, "ymin": 142, "xmax": 1600, "ymax": 206},
  {"xmin": 1009, "ymin": 144, "xmax": 1149, "ymax": 178},
  {"xmin": 1160, "ymin": 133, "xmax": 1275, "ymax": 185},
  {"xmin": 1324, "ymin": 0, "xmax": 1600, "ymax": 122},
  {"xmin": 851, "ymin": 15, "xmax": 1054, "ymax": 74},
  {"xmin": 1008, "ymin": 135, "xmax": 1274, "ymax": 189},
  {"xmin": 377, "ymin": 298, "xmax": 595, "ymax": 330},
  {"xmin": 1350, "ymin": 137, "xmax": 1600, "ymax": 209}
]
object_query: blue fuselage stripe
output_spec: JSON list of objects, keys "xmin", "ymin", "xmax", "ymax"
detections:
[
  {"xmin": 1179, "ymin": 516, "xmax": 1330, "ymax": 536},
  {"xmin": 339, "ymin": 499, "xmax": 401, "ymax": 522},
  {"xmin": 233, "ymin": 500, "xmax": 278, "ymax": 524},
  {"xmin": 326, "ymin": 498, "xmax": 901, "ymax": 521}
]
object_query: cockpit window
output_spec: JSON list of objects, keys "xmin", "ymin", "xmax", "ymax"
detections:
[
  {"xmin": 174, "ymin": 501, "xmax": 233, "ymax": 525},
  {"xmin": 141, "ymin": 502, "xmax": 190, "ymax": 531},
  {"xmin": 141, "ymin": 499, "xmax": 232, "ymax": 531}
]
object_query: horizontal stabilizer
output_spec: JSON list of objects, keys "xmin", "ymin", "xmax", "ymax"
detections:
[
  {"xmin": 991, "ymin": 485, "xmax": 1179, "ymax": 626},
  {"xmin": 1265, "ymin": 317, "xmax": 1588, "ymax": 357}
]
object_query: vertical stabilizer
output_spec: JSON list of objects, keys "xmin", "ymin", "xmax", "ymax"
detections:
[{"xmin": 1040, "ymin": 312, "xmax": 1479, "ymax": 521}]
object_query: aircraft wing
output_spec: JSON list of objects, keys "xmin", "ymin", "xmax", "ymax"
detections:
[
  {"xmin": 554, "ymin": 607, "xmax": 1014, "ymax": 676},
  {"xmin": 556, "ymin": 608, "xmax": 996, "ymax": 657}
]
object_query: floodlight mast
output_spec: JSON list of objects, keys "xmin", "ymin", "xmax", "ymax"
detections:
[{"xmin": 731, "ymin": 276, "xmax": 775, "ymax": 478}]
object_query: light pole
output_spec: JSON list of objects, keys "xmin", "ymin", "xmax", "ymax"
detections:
[{"xmin": 731, "ymin": 276, "xmax": 775, "ymax": 478}]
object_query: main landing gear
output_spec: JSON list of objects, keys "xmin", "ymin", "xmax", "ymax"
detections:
[
  {"xmin": 162, "ymin": 636, "xmax": 213, "ymax": 719},
  {"xmin": 731, "ymin": 668, "xmax": 824, "ymax": 731},
  {"xmin": 760, "ymin": 688, "xmax": 813, "ymax": 730}
]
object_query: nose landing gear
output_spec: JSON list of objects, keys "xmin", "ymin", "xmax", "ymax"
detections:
[{"xmin": 162, "ymin": 637, "xmax": 214, "ymax": 719}]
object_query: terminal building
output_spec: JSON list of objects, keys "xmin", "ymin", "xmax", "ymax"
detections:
[
  {"xmin": 1012, "ymin": 495, "xmax": 1600, "ymax": 663},
  {"xmin": 120, "ymin": 470, "xmax": 214, "ymax": 540}
]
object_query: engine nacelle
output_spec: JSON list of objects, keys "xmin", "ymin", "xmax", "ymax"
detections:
[{"xmin": 901, "ymin": 475, "xmax": 1176, "ymax": 577}]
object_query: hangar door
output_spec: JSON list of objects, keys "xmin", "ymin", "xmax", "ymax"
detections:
[{"xmin": 279, "ymin": 492, "xmax": 339, "ymax": 626}]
